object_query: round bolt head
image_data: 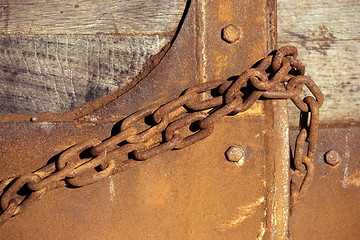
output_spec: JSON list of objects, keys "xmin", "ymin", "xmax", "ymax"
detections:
[
  {"xmin": 325, "ymin": 150, "xmax": 340, "ymax": 166},
  {"xmin": 226, "ymin": 145, "xmax": 245, "ymax": 164},
  {"xmin": 221, "ymin": 24, "xmax": 242, "ymax": 43}
]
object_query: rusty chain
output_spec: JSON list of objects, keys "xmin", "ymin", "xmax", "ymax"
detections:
[{"xmin": 0, "ymin": 46, "xmax": 323, "ymax": 226}]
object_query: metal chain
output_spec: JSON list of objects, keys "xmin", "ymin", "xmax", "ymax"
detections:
[{"xmin": 0, "ymin": 46, "xmax": 323, "ymax": 226}]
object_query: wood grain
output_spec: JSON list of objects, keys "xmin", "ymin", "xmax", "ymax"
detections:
[
  {"xmin": 278, "ymin": 0, "xmax": 360, "ymax": 126},
  {"xmin": 0, "ymin": 0, "xmax": 187, "ymax": 114},
  {"xmin": 0, "ymin": 0, "xmax": 186, "ymax": 35},
  {"xmin": 0, "ymin": 35, "xmax": 168, "ymax": 113}
]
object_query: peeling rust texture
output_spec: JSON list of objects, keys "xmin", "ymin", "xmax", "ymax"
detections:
[
  {"xmin": 289, "ymin": 127, "xmax": 360, "ymax": 239},
  {"xmin": 0, "ymin": 0, "xmax": 279, "ymax": 239}
]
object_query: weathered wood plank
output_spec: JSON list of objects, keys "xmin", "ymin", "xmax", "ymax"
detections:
[
  {"xmin": 278, "ymin": 0, "xmax": 360, "ymax": 42},
  {"xmin": 0, "ymin": 0, "xmax": 186, "ymax": 35},
  {"xmin": 278, "ymin": 0, "xmax": 360, "ymax": 126},
  {"xmin": 0, "ymin": 0, "xmax": 187, "ymax": 114},
  {"xmin": 0, "ymin": 35, "xmax": 168, "ymax": 114}
]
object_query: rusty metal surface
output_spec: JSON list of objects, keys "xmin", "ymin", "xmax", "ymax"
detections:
[
  {"xmin": 0, "ymin": 0, "xmax": 316, "ymax": 239},
  {"xmin": 289, "ymin": 127, "xmax": 360, "ymax": 239},
  {"xmin": 262, "ymin": 4, "xmax": 292, "ymax": 238},
  {"xmin": 193, "ymin": 0, "xmax": 268, "ymax": 82},
  {"xmin": 0, "ymin": 116, "xmax": 269, "ymax": 239},
  {"xmin": 263, "ymin": 100, "xmax": 291, "ymax": 239},
  {"xmin": 0, "ymin": 44, "xmax": 322, "ymax": 230}
]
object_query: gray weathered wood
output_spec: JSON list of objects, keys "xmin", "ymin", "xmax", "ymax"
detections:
[
  {"xmin": 0, "ymin": 0, "xmax": 187, "ymax": 114},
  {"xmin": 278, "ymin": 0, "xmax": 360, "ymax": 126},
  {"xmin": 0, "ymin": 0, "xmax": 185, "ymax": 35},
  {"xmin": 0, "ymin": 35, "xmax": 168, "ymax": 113}
]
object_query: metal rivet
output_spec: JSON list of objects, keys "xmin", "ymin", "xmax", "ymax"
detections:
[
  {"xmin": 226, "ymin": 145, "xmax": 246, "ymax": 164},
  {"xmin": 324, "ymin": 150, "xmax": 340, "ymax": 166},
  {"xmin": 221, "ymin": 24, "xmax": 242, "ymax": 43},
  {"xmin": 30, "ymin": 117, "xmax": 37, "ymax": 122}
]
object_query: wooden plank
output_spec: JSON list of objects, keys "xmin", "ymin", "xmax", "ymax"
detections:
[
  {"xmin": 0, "ymin": 35, "xmax": 168, "ymax": 114},
  {"xmin": 0, "ymin": 0, "xmax": 187, "ymax": 114},
  {"xmin": 278, "ymin": 0, "xmax": 360, "ymax": 42},
  {"xmin": 278, "ymin": 0, "xmax": 360, "ymax": 126},
  {"xmin": 0, "ymin": 0, "xmax": 186, "ymax": 35}
]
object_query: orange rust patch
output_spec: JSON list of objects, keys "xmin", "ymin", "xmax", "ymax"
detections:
[
  {"xmin": 137, "ymin": 167, "xmax": 172, "ymax": 206},
  {"xmin": 217, "ymin": 0, "xmax": 235, "ymax": 21}
]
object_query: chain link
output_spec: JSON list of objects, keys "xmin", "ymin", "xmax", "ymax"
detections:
[{"xmin": 0, "ymin": 46, "xmax": 323, "ymax": 226}]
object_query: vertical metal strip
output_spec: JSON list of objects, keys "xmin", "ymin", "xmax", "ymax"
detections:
[
  {"xmin": 264, "ymin": 0, "xmax": 291, "ymax": 239},
  {"xmin": 264, "ymin": 101, "xmax": 291, "ymax": 239}
]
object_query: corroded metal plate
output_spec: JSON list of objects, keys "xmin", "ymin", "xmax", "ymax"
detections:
[{"xmin": 0, "ymin": 0, "xmax": 286, "ymax": 239}]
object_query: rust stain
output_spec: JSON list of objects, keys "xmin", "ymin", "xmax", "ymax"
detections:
[
  {"xmin": 217, "ymin": 0, "xmax": 235, "ymax": 21},
  {"xmin": 137, "ymin": 168, "xmax": 171, "ymax": 206},
  {"xmin": 217, "ymin": 196, "xmax": 265, "ymax": 231},
  {"xmin": 214, "ymin": 50, "xmax": 229, "ymax": 78}
]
